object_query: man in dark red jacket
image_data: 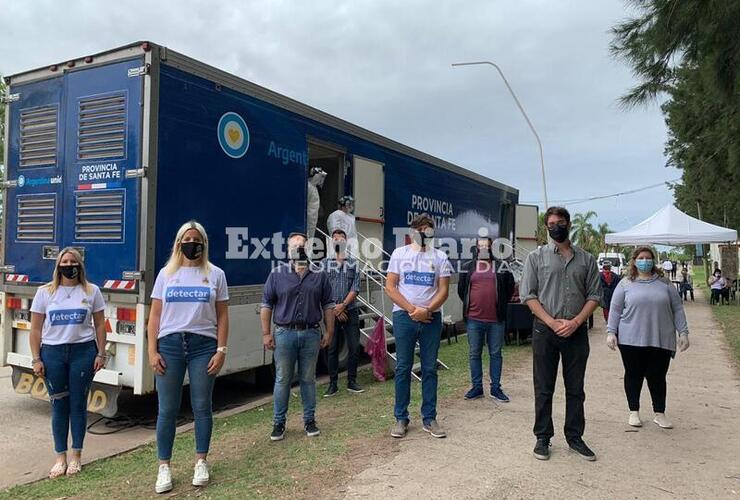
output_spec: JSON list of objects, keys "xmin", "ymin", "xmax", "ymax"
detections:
[
  {"xmin": 457, "ymin": 238, "xmax": 515, "ymax": 402},
  {"xmin": 599, "ymin": 261, "xmax": 620, "ymax": 321}
]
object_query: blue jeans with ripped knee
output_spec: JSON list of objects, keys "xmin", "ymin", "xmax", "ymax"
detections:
[{"xmin": 40, "ymin": 340, "xmax": 97, "ymax": 454}]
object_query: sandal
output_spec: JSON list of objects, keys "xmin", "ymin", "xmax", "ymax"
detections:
[
  {"xmin": 49, "ymin": 462, "xmax": 67, "ymax": 479},
  {"xmin": 66, "ymin": 461, "xmax": 82, "ymax": 476}
]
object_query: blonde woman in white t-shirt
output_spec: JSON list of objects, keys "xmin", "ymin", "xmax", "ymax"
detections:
[
  {"xmin": 147, "ymin": 221, "xmax": 230, "ymax": 494},
  {"xmin": 29, "ymin": 247, "xmax": 107, "ymax": 479}
]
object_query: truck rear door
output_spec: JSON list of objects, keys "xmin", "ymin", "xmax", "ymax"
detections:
[
  {"xmin": 5, "ymin": 77, "xmax": 65, "ymax": 283},
  {"xmin": 5, "ymin": 59, "xmax": 144, "ymax": 286},
  {"xmin": 61, "ymin": 60, "xmax": 143, "ymax": 285}
]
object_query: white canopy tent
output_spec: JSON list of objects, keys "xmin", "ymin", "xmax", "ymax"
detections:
[{"xmin": 605, "ymin": 204, "xmax": 737, "ymax": 246}]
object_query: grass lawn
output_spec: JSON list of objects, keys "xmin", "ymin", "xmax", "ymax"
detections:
[
  {"xmin": 1, "ymin": 337, "xmax": 529, "ymax": 499},
  {"xmin": 693, "ymin": 265, "xmax": 740, "ymax": 368}
]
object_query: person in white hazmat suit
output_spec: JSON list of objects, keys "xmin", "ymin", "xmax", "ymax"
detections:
[
  {"xmin": 327, "ymin": 196, "xmax": 358, "ymax": 257},
  {"xmin": 306, "ymin": 167, "xmax": 327, "ymax": 239}
]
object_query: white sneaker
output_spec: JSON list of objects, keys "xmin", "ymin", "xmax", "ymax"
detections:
[
  {"xmin": 192, "ymin": 459, "xmax": 210, "ymax": 487},
  {"xmin": 653, "ymin": 413, "xmax": 673, "ymax": 429},
  {"xmin": 155, "ymin": 464, "xmax": 173, "ymax": 494},
  {"xmin": 628, "ymin": 411, "xmax": 642, "ymax": 427}
]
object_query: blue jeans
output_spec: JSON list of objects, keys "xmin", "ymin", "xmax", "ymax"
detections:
[
  {"xmin": 393, "ymin": 310, "xmax": 442, "ymax": 425},
  {"xmin": 155, "ymin": 332, "xmax": 217, "ymax": 461},
  {"xmin": 467, "ymin": 319, "xmax": 505, "ymax": 390},
  {"xmin": 272, "ymin": 327, "xmax": 321, "ymax": 425},
  {"xmin": 41, "ymin": 340, "xmax": 97, "ymax": 454}
]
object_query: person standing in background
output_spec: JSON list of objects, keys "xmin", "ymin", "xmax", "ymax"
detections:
[
  {"xmin": 599, "ymin": 261, "xmax": 620, "ymax": 322},
  {"xmin": 29, "ymin": 248, "xmax": 107, "ymax": 479},
  {"xmin": 457, "ymin": 237, "xmax": 515, "ymax": 402},
  {"xmin": 385, "ymin": 214, "xmax": 451, "ymax": 439},
  {"xmin": 520, "ymin": 206, "xmax": 601, "ymax": 462},
  {"xmin": 148, "ymin": 221, "xmax": 230, "ymax": 493},
  {"xmin": 261, "ymin": 233, "xmax": 335, "ymax": 441},
  {"xmin": 606, "ymin": 246, "xmax": 689, "ymax": 429},
  {"xmin": 323, "ymin": 229, "xmax": 364, "ymax": 396}
]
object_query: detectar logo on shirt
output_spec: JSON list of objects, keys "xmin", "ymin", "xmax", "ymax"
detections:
[
  {"xmin": 165, "ymin": 286, "xmax": 211, "ymax": 303},
  {"xmin": 49, "ymin": 309, "xmax": 87, "ymax": 326},
  {"xmin": 403, "ymin": 271, "xmax": 436, "ymax": 287}
]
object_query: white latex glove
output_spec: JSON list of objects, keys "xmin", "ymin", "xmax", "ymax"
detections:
[
  {"xmin": 606, "ymin": 333, "xmax": 617, "ymax": 351},
  {"xmin": 678, "ymin": 334, "xmax": 690, "ymax": 352}
]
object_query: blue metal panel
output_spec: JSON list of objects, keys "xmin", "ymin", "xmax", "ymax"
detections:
[
  {"xmin": 156, "ymin": 65, "xmax": 517, "ymax": 286},
  {"xmin": 61, "ymin": 59, "xmax": 143, "ymax": 284},
  {"xmin": 5, "ymin": 77, "xmax": 65, "ymax": 283}
]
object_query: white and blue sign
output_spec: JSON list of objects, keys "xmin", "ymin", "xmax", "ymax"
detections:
[
  {"xmin": 403, "ymin": 271, "xmax": 436, "ymax": 287},
  {"xmin": 217, "ymin": 112, "xmax": 250, "ymax": 159},
  {"xmin": 165, "ymin": 286, "xmax": 211, "ymax": 303},
  {"xmin": 49, "ymin": 309, "xmax": 87, "ymax": 326}
]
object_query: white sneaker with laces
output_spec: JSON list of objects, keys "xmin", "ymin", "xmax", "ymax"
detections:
[
  {"xmin": 155, "ymin": 464, "xmax": 173, "ymax": 494},
  {"xmin": 628, "ymin": 411, "xmax": 642, "ymax": 427},
  {"xmin": 192, "ymin": 459, "xmax": 210, "ymax": 486},
  {"xmin": 653, "ymin": 413, "xmax": 673, "ymax": 429}
]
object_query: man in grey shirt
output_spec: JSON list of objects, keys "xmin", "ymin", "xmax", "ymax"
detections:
[{"xmin": 520, "ymin": 206, "xmax": 601, "ymax": 462}]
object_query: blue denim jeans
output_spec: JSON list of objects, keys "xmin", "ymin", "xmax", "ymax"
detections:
[
  {"xmin": 392, "ymin": 310, "xmax": 442, "ymax": 425},
  {"xmin": 40, "ymin": 340, "xmax": 97, "ymax": 454},
  {"xmin": 272, "ymin": 327, "xmax": 321, "ymax": 425},
  {"xmin": 155, "ymin": 332, "xmax": 217, "ymax": 461},
  {"xmin": 467, "ymin": 319, "xmax": 505, "ymax": 390}
]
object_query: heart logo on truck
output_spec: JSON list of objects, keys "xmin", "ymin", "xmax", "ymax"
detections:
[
  {"xmin": 228, "ymin": 128, "xmax": 241, "ymax": 143},
  {"xmin": 217, "ymin": 112, "xmax": 250, "ymax": 159}
]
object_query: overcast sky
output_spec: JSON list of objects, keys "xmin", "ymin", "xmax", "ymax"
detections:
[{"xmin": 1, "ymin": 0, "xmax": 679, "ymax": 231}]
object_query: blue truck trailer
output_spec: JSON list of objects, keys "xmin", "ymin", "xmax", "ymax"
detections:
[{"xmin": 1, "ymin": 42, "xmax": 522, "ymax": 415}]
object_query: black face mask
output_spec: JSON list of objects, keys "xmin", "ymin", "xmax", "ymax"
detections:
[
  {"xmin": 289, "ymin": 245, "xmax": 309, "ymax": 262},
  {"xmin": 477, "ymin": 247, "xmax": 491, "ymax": 260},
  {"xmin": 412, "ymin": 228, "xmax": 434, "ymax": 248},
  {"xmin": 333, "ymin": 240, "xmax": 346, "ymax": 255},
  {"xmin": 59, "ymin": 265, "xmax": 80, "ymax": 280},
  {"xmin": 548, "ymin": 225, "xmax": 569, "ymax": 243},
  {"xmin": 181, "ymin": 242, "xmax": 204, "ymax": 261}
]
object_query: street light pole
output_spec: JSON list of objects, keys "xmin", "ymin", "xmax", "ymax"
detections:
[{"xmin": 452, "ymin": 61, "xmax": 549, "ymax": 209}]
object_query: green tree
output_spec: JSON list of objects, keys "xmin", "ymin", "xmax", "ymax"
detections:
[
  {"xmin": 535, "ymin": 211, "xmax": 548, "ymax": 246},
  {"xmin": 610, "ymin": 0, "xmax": 740, "ymax": 106},
  {"xmin": 611, "ymin": 1, "xmax": 740, "ymax": 234},
  {"xmin": 570, "ymin": 211, "xmax": 598, "ymax": 252}
]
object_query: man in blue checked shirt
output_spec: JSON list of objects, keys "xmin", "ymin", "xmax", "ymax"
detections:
[{"xmin": 323, "ymin": 229, "xmax": 364, "ymax": 397}]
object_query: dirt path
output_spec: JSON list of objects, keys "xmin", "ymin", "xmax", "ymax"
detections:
[{"xmin": 340, "ymin": 292, "xmax": 740, "ymax": 499}]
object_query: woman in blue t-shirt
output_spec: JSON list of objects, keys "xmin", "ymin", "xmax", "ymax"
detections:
[
  {"xmin": 29, "ymin": 247, "xmax": 107, "ymax": 478},
  {"xmin": 147, "ymin": 221, "xmax": 230, "ymax": 494}
]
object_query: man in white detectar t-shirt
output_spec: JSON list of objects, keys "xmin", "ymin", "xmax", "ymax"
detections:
[{"xmin": 384, "ymin": 213, "xmax": 452, "ymax": 440}]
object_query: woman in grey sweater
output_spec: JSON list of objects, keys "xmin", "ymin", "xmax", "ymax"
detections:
[{"xmin": 606, "ymin": 246, "xmax": 690, "ymax": 429}]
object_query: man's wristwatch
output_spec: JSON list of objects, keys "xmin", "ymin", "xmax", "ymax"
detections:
[
  {"xmin": 217, "ymin": 346, "xmax": 228, "ymax": 355},
  {"xmin": 31, "ymin": 358, "xmax": 41, "ymax": 364}
]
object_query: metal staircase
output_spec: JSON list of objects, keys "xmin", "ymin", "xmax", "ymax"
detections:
[{"xmin": 315, "ymin": 228, "xmax": 448, "ymax": 381}]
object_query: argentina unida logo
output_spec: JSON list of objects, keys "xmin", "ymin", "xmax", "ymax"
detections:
[{"xmin": 217, "ymin": 112, "xmax": 250, "ymax": 159}]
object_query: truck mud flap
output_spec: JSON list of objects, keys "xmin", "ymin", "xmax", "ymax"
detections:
[{"xmin": 11, "ymin": 366, "xmax": 121, "ymax": 418}]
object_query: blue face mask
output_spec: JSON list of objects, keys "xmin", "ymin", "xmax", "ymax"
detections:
[{"xmin": 635, "ymin": 259, "xmax": 653, "ymax": 273}]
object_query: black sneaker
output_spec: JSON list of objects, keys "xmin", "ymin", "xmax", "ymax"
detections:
[
  {"xmin": 568, "ymin": 438, "xmax": 596, "ymax": 461},
  {"xmin": 270, "ymin": 423, "xmax": 285, "ymax": 441},
  {"xmin": 347, "ymin": 381, "xmax": 365, "ymax": 393},
  {"xmin": 305, "ymin": 420, "xmax": 320, "ymax": 437},
  {"xmin": 324, "ymin": 383, "xmax": 339, "ymax": 397},
  {"xmin": 533, "ymin": 438, "xmax": 551, "ymax": 460}
]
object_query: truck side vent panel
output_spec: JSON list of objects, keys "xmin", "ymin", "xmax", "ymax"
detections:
[
  {"xmin": 77, "ymin": 93, "xmax": 127, "ymax": 160},
  {"xmin": 20, "ymin": 105, "xmax": 58, "ymax": 168},
  {"xmin": 75, "ymin": 190, "xmax": 125, "ymax": 241},
  {"xmin": 17, "ymin": 194, "xmax": 57, "ymax": 241}
]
